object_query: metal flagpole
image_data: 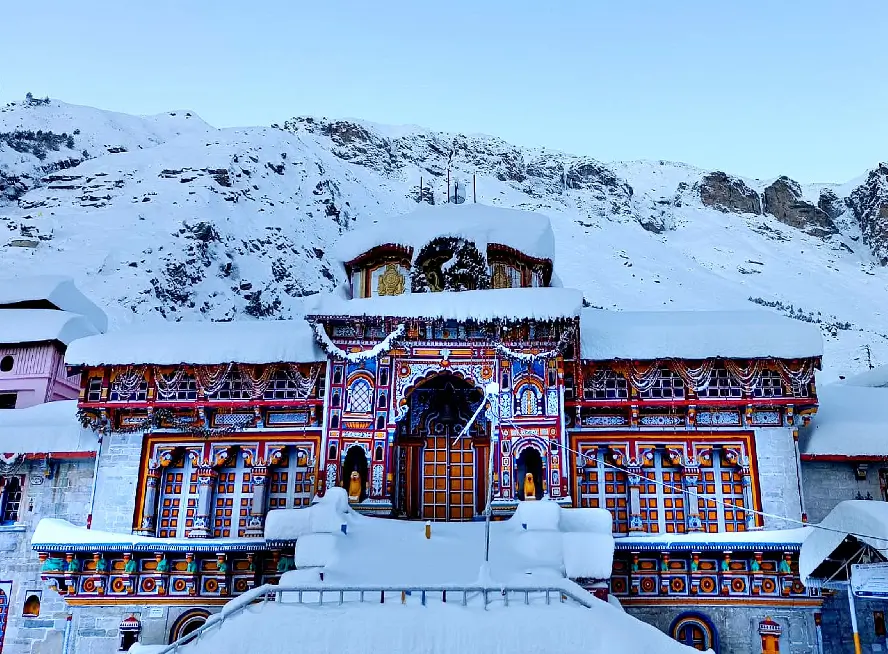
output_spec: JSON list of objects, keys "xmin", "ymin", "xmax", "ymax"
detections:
[
  {"xmin": 848, "ymin": 583, "xmax": 862, "ymax": 654},
  {"xmin": 484, "ymin": 381, "xmax": 499, "ymax": 562}
]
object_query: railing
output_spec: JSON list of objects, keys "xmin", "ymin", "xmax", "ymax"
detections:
[{"xmin": 156, "ymin": 582, "xmax": 596, "ymax": 653}]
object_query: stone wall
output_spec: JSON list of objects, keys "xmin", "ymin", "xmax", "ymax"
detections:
[
  {"xmin": 801, "ymin": 460, "xmax": 885, "ymax": 524},
  {"xmin": 70, "ymin": 604, "xmax": 219, "ymax": 653},
  {"xmin": 89, "ymin": 431, "xmax": 144, "ymax": 533},
  {"xmin": 0, "ymin": 458, "xmax": 93, "ymax": 654},
  {"xmin": 819, "ymin": 591, "xmax": 888, "ymax": 654},
  {"xmin": 626, "ymin": 604, "xmax": 819, "ymax": 654},
  {"xmin": 755, "ymin": 428, "xmax": 804, "ymax": 529}
]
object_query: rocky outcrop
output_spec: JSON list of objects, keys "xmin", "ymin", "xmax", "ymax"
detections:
[
  {"xmin": 848, "ymin": 164, "xmax": 888, "ymax": 265},
  {"xmin": 763, "ymin": 176, "xmax": 838, "ymax": 237},
  {"xmin": 696, "ymin": 171, "xmax": 761, "ymax": 214},
  {"xmin": 818, "ymin": 187, "xmax": 845, "ymax": 221}
]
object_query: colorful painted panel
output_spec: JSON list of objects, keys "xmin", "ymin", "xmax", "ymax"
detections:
[
  {"xmin": 0, "ymin": 581, "xmax": 10, "ymax": 653},
  {"xmin": 577, "ymin": 450, "xmax": 629, "ymax": 533},
  {"xmin": 157, "ymin": 457, "xmax": 198, "ymax": 538},
  {"xmin": 213, "ymin": 455, "xmax": 252, "ymax": 538}
]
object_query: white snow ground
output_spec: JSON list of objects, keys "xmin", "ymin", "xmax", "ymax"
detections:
[{"xmin": 2, "ymin": 98, "xmax": 886, "ymax": 381}]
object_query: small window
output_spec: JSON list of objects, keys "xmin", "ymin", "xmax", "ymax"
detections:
[
  {"xmin": 0, "ymin": 356, "xmax": 13, "ymax": 372},
  {"xmin": 378, "ymin": 368, "xmax": 389, "ymax": 387},
  {"xmin": 640, "ymin": 369, "xmax": 685, "ymax": 400},
  {"xmin": 754, "ymin": 370, "xmax": 785, "ymax": 398},
  {"xmin": 346, "ymin": 379, "xmax": 373, "ymax": 414},
  {"xmin": 374, "ymin": 446, "xmax": 384, "ymax": 461},
  {"xmin": 875, "ymin": 611, "xmax": 886, "ymax": 638},
  {"xmin": 0, "ymin": 393, "xmax": 16, "ymax": 409},
  {"xmin": 1, "ymin": 477, "xmax": 22, "ymax": 523},
  {"xmin": 375, "ymin": 414, "xmax": 385, "ymax": 430},
  {"xmin": 698, "ymin": 367, "xmax": 742, "ymax": 399},
  {"xmin": 333, "ymin": 367, "xmax": 343, "ymax": 385},
  {"xmin": 22, "ymin": 592, "xmax": 41, "ymax": 617},
  {"xmin": 85, "ymin": 377, "xmax": 103, "ymax": 402},
  {"xmin": 328, "ymin": 444, "xmax": 337, "ymax": 460},
  {"xmin": 377, "ymin": 392, "xmax": 387, "ymax": 409},
  {"xmin": 584, "ymin": 371, "xmax": 628, "ymax": 400}
]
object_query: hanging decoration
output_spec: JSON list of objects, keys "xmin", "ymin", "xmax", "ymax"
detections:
[
  {"xmin": 723, "ymin": 360, "xmax": 765, "ymax": 395},
  {"xmin": 154, "ymin": 367, "xmax": 189, "ymax": 400},
  {"xmin": 671, "ymin": 360, "xmax": 716, "ymax": 392},
  {"xmin": 774, "ymin": 359, "xmax": 816, "ymax": 391},
  {"xmin": 282, "ymin": 364, "xmax": 321, "ymax": 399},
  {"xmin": 195, "ymin": 364, "xmax": 233, "ymax": 396},
  {"xmin": 313, "ymin": 322, "xmax": 406, "ymax": 362},
  {"xmin": 239, "ymin": 364, "xmax": 275, "ymax": 399},
  {"xmin": 110, "ymin": 366, "xmax": 147, "ymax": 398},
  {"xmin": 492, "ymin": 327, "xmax": 575, "ymax": 362}
]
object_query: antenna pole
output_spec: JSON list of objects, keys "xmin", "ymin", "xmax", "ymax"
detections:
[
  {"xmin": 419, "ymin": 176, "xmax": 423, "ymax": 203},
  {"xmin": 473, "ymin": 174, "xmax": 476, "ymax": 203},
  {"xmin": 447, "ymin": 168, "xmax": 451, "ymax": 204}
]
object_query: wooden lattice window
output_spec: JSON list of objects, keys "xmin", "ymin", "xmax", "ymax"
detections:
[
  {"xmin": 0, "ymin": 477, "xmax": 22, "ymax": 524},
  {"xmin": 156, "ymin": 375, "xmax": 197, "ymax": 401},
  {"xmin": 639, "ymin": 450, "xmax": 685, "ymax": 534},
  {"xmin": 697, "ymin": 367, "xmax": 742, "ymax": 398},
  {"xmin": 345, "ymin": 379, "xmax": 373, "ymax": 414},
  {"xmin": 157, "ymin": 455, "xmax": 198, "ymax": 538},
  {"xmin": 208, "ymin": 374, "xmax": 251, "ymax": 401},
  {"xmin": 754, "ymin": 370, "xmax": 785, "ymax": 398},
  {"xmin": 697, "ymin": 448, "xmax": 746, "ymax": 532},
  {"xmin": 578, "ymin": 450, "xmax": 628, "ymax": 533},
  {"xmin": 639, "ymin": 369, "xmax": 685, "ymax": 399},
  {"xmin": 109, "ymin": 373, "xmax": 148, "ymax": 402},
  {"xmin": 583, "ymin": 371, "xmax": 628, "ymax": 400},
  {"xmin": 213, "ymin": 451, "xmax": 252, "ymax": 538},
  {"xmin": 268, "ymin": 447, "xmax": 313, "ymax": 510}
]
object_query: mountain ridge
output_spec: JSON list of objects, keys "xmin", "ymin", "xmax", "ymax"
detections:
[{"xmin": 1, "ymin": 96, "xmax": 886, "ymax": 379}]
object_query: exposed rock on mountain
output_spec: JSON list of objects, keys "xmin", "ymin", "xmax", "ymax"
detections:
[
  {"xmin": 696, "ymin": 171, "xmax": 761, "ymax": 215},
  {"xmin": 848, "ymin": 164, "xmax": 888, "ymax": 265},
  {"xmin": 763, "ymin": 176, "xmax": 838, "ymax": 237}
]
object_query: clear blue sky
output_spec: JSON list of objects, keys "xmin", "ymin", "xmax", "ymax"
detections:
[{"xmin": 2, "ymin": 0, "xmax": 886, "ymax": 183}]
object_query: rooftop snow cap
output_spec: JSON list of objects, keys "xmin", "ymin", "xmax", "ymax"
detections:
[
  {"xmin": 580, "ymin": 308, "xmax": 823, "ymax": 360},
  {"xmin": 331, "ymin": 204, "xmax": 556, "ymax": 267},
  {"xmin": 0, "ymin": 275, "xmax": 108, "ymax": 333}
]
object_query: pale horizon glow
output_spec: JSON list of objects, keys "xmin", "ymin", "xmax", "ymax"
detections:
[{"xmin": 1, "ymin": 0, "xmax": 886, "ymax": 183}]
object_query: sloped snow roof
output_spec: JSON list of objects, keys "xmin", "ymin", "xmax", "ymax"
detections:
[
  {"xmin": 0, "ymin": 276, "xmax": 108, "ymax": 333},
  {"xmin": 0, "ymin": 400, "xmax": 96, "ymax": 455},
  {"xmin": 308, "ymin": 287, "xmax": 583, "ymax": 322},
  {"xmin": 800, "ymin": 500, "xmax": 888, "ymax": 581},
  {"xmin": 332, "ymin": 204, "xmax": 556, "ymax": 265},
  {"xmin": 841, "ymin": 365, "xmax": 888, "ymax": 388},
  {"xmin": 65, "ymin": 319, "xmax": 325, "ymax": 366},
  {"xmin": 580, "ymin": 308, "xmax": 823, "ymax": 360},
  {"xmin": 799, "ymin": 384, "xmax": 887, "ymax": 459},
  {"xmin": 0, "ymin": 309, "xmax": 99, "ymax": 346}
]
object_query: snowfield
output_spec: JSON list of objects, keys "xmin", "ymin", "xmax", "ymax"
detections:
[{"xmin": 2, "ymin": 98, "xmax": 886, "ymax": 380}]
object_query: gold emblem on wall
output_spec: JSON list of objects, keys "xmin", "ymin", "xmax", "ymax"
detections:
[
  {"xmin": 377, "ymin": 263, "xmax": 406, "ymax": 296},
  {"xmin": 491, "ymin": 263, "xmax": 511, "ymax": 289}
]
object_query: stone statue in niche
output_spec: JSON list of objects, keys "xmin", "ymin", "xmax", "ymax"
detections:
[
  {"xmin": 523, "ymin": 473, "xmax": 537, "ymax": 501},
  {"xmin": 348, "ymin": 470, "xmax": 362, "ymax": 501}
]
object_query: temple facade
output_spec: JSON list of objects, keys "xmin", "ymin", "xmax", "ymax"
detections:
[{"xmin": 19, "ymin": 204, "xmax": 866, "ymax": 654}]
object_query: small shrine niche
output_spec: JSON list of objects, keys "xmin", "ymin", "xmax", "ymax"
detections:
[{"xmin": 118, "ymin": 614, "xmax": 141, "ymax": 651}]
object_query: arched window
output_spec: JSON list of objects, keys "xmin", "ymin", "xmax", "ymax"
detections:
[
  {"xmin": 516, "ymin": 386, "xmax": 540, "ymax": 416},
  {"xmin": 670, "ymin": 613, "xmax": 718, "ymax": 652},
  {"xmin": 346, "ymin": 379, "xmax": 373, "ymax": 414},
  {"xmin": 1, "ymin": 477, "xmax": 22, "ymax": 524},
  {"xmin": 169, "ymin": 609, "xmax": 210, "ymax": 643},
  {"xmin": 22, "ymin": 593, "xmax": 40, "ymax": 617}
]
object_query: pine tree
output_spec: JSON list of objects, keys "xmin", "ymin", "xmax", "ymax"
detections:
[{"xmin": 444, "ymin": 240, "xmax": 489, "ymax": 291}]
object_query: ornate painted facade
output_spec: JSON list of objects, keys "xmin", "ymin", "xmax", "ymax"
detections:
[{"xmin": 29, "ymin": 205, "xmax": 840, "ymax": 653}]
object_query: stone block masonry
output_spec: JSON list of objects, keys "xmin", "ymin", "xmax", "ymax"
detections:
[
  {"xmin": 754, "ymin": 428, "xmax": 804, "ymax": 529},
  {"xmin": 89, "ymin": 431, "xmax": 143, "ymax": 533},
  {"xmin": 801, "ymin": 461, "xmax": 885, "ymax": 524}
]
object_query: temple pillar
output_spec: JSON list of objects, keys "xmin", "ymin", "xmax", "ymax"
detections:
[
  {"xmin": 628, "ymin": 465, "xmax": 644, "ymax": 534},
  {"xmin": 245, "ymin": 464, "xmax": 268, "ymax": 537},
  {"xmin": 189, "ymin": 465, "xmax": 217, "ymax": 538},
  {"xmin": 682, "ymin": 466, "xmax": 703, "ymax": 532},
  {"xmin": 136, "ymin": 465, "xmax": 161, "ymax": 535},
  {"xmin": 740, "ymin": 458, "xmax": 757, "ymax": 529}
]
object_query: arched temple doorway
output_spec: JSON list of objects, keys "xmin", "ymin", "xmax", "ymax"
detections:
[
  {"xmin": 516, "ymin": 447, "xmax": 544, "ymax": 500},
  {"xmin": 395, "ymin": 374, "xmax": 489, "ymax": 521},
  {"xmin": 342, "ymin": 446, "xmax": 368, "ymax": 502}
]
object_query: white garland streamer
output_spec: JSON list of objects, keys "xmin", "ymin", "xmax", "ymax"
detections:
[{"xmin": 313, "ymin": 323, "xmax": 406, "ymax": 362}]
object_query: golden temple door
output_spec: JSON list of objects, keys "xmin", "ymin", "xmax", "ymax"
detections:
[{"xmin": 421, "ymin": 425, "xmax": 475, "ymax": 521}]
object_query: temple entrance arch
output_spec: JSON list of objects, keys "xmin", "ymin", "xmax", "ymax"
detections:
[{"xmin": 395, "ymin": 372, "xmax": 490, "ymax": 521}]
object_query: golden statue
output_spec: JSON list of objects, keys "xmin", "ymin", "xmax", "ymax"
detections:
[
  {"xmin": 523, "ymin": 473, "xmax": 537, "ymax": 501},
  {"xmin": 348, "ymin": 471, "xmax": 362, "ymax": 501},
  {"xmin": 491, "ymin": 263, "xmax": 511, "ymax": 289},
  {"xmin": 377, "ymin": 263, "xmax": 405, "ymax": 296}
]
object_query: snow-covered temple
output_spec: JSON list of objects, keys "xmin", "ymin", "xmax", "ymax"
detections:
[{"xmin": 14, "ymin": 204, "xmax": 876, "ymax": 654}]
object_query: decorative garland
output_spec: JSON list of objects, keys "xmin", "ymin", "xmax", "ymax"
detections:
[
  {"xmin": 312, "ymin": 322, "xmax": 406, "ymax": 362},
  {"xmin": 492, "ymin": 327, "xmax": 575, "ymax": 362},
  {"xmin": 154, "ymin": 366, "xmax": 189, "ymax": 400},
  {"xmin": 282, "ymin": 364, "xmax": 320, "ymax": 399}
]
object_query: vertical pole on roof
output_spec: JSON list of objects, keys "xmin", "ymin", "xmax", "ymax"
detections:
[
  {"xmin": 447, "ymin": 168, "xmax": 451, "ymax": 204},
  {"xmin": 419, "ymin": 176, "xmax": 423, "ymax": 203},
  {"xmin": 848, "ymin": 584, "xmax": 862, "ymax": 654},
  {"xmin": 473, "ymin": 175, "xmax": 476, "ymax": 203},
  {"xmin": 484, "ymin": 383, "xmax": 499, "ymax": 563}
]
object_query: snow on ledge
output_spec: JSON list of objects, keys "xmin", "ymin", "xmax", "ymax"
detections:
[
  {"xmin": 800, "ymin": 384, "xmax": 888, "ymax": 458},
  {"xmin": 580, "ymin": 308, "xmax": 823, "ymax": 360},
  {"xmin": 307, "ymin": 287, "xmax": 583, "ymax": 322},
  {"xmin": 0, "ymin": 309, "xmax": 99, "ymax": 346},
  {"xmin": 331, "ymin": 204, "xmax": 556, "ymax": 266},
  {"xmin": 0, "ymin": 401, "xmax": 96, "ymax": 456},
  {"xmin": 0, "ymin": 275, "xmax": 108, "ymax": 333},
  {"xmin": 65, "ymin": 318, "xmax": 325, "ymax": 366}
]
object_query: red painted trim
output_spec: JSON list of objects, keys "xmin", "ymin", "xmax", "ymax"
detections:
[
  {"xmin": 22, "ymin": 451, "xmax": 96, "ymax": 460},
  {"xmin": 78, "ymin": 399, "xmax": 322, "ymax": 410},
  {"xmin": 567, "ymin": 398, "xmax": 817, "ymax": 408},
  {"xmin": 800, "ymin": 454, "xmax": 888, "ymax": 462}
]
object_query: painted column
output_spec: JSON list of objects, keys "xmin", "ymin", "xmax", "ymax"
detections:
[
  {"xmin": 740, "ymin": 456, "xmax": 757, "ymax": 529},
  {"xmin": 244, "ymin": 464, "xmax": 268, "ymax": 537},
  {"xmin": 628, "ymin": 464, "xmax": 644, "ymax": 534},
  {"xmin": 189, "ymin": 465, "xmax": 217, "ymax": 538},
  {"xmin": 682, "ymin": 465, "xmax": 703, "ymax": 532},
  {"xmin": 136, "ymin": 465, "xmax": 161, "ymax": 535}
]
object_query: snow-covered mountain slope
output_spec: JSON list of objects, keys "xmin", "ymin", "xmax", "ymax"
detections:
[{"xmin": 2, "ymin": 98, "xmax": 887, "ymax": 380}]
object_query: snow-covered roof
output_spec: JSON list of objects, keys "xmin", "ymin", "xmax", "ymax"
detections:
[
  {"xmin": 800, "ymin": 500, "xmax": 888, "ymax": 581},
  {"xmin": 0, "ymin": 276, "xmax": 108, "ymax": 333},
  {"xmin": 841, "ymin": 365, "xmax": 888, "ymax": 388},
  {"xmin": 0, "ymin": 400, "xmax": 96, "ymax": 456},
  {"xmin": 332, "ymin": 204, "xmax": 556, "ymax": 265},
  {"xmin": 580, "ymin": 308, "xmax": 823, "ymax": 360},
  {"xmin": 616, "ymin": 527, "xmax": 811, "ymax": 550},
  {"xmin": 31, "ymin": 518, "xmax": 263, "ymax": 552},
  {"xmin": 0, "ymin": 309, "xmax": 99, "ymax": 346},
  {"xmin": 65, "ymin": 319, "xmax": 325, "ymax": 366},
  {"xmin": 799, "ymin": 383, "xmax": 887, "ymax": 459},
  {"xmin": 308, "ymin": 287, "xmax": 583, "ymax": 322}
]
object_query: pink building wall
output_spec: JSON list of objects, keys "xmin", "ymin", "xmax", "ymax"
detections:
[{"xmin": 0, "ymin": 342, "xmax": 81, "ymax": 408}]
